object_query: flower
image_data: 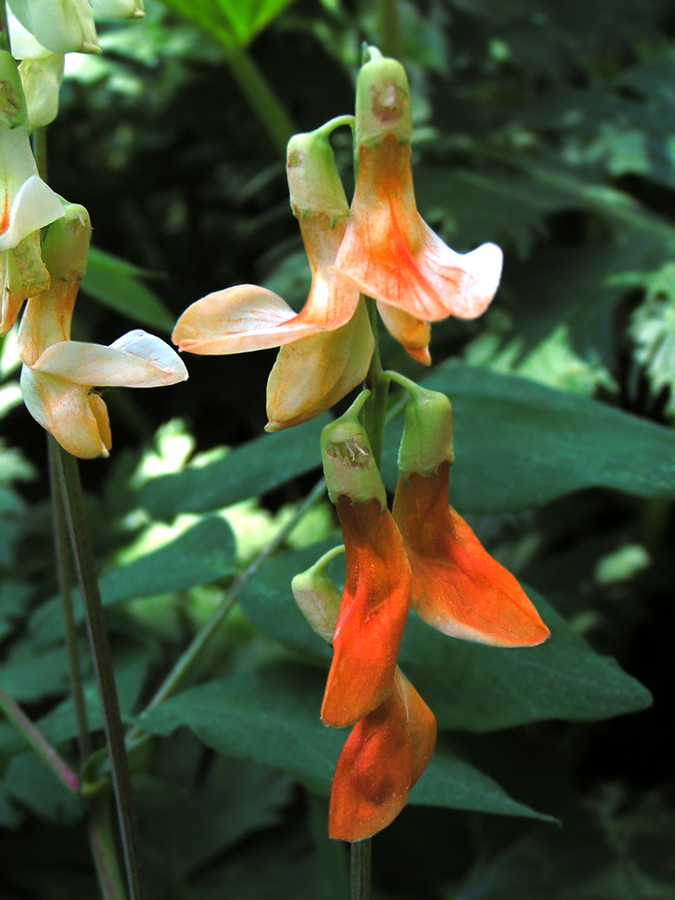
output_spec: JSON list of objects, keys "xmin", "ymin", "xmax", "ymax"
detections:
[
  {"xmin": 0, "ymin": 121, "xmax": 65, "ymax": 333},
  {"xmin": 391, "ymin": 378, "xmax": 550, "ymax": 647},
  {"xmin": 329, "ymin": 667, "xmax": 436, "ymax": 842},
  {"xmin": 292, "ymin": 546, "xmax": 436, "ymax": 843},
  {"xmin": 7, "ymin": 0, "xmax": 99, "ymax": 54},
  {"xmin": 332, "ymin": 49, "xmax": 503, "ymax": 324},
  {"xmin": 319, "ymin": 394, "xmax": 412, "ymax": 727},
  {"xmin": 173, "ymin": 125, "xmax": 375, "ymax": 431},
  {"xmin": 18, "ymin": 206, "xmax": 188, "ymax": 458}
]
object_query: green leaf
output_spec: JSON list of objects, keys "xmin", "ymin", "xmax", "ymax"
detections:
[
  {"xmin": 236, "ymin": 544, "xmax": 652, "ymax": 731},
  {"xmin": 3, "ymin": 753, "xmax": 83, "ymax": 824},
  {"xmin": 138, "ymin": 663, "xmax": 550, "ymax": 821},
  {"xmin": 140, "ymin": 416, "xmax": 326, "ymax": 520},
  {"xmin": 29, "ymin": 517, "xmax": 236, "ymax": 645},
  {"xmin": 81, "ymin": 247, "xmax": 175, "ymax": 332},
  {"xmin": 379, "ymin": 361, "xmax": 675, "ymax": 513},
  {"xmin": 160, "ymin": 0, "xmax": 296, "ymax": 49}
]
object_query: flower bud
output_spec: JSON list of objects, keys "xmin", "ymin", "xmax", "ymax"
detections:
[
  {"xmin": 41, "ymin": 203, "xmax": 91, "ymax": 282},
  {"xmin": 291, "ymin": 545, "xmax": 344, "ymax": 644},
  {"xmin": 320, "ymin": 391, "xmax": 387, "ymax": 509},
  {"xmin": 355, "ymin": 47, "xmax": 412, "ymax": 147},
  {"xmin": 18, "ymin": 54, "xmax": 64, "ymax": 129}
]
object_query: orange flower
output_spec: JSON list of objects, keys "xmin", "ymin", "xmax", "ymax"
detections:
[
  {"xmin": 332, "ymin": 51, "xmax": 502, "ymax": 325},
  {"xmin": 329, "ymin": 668, "xmax": 436, "ymax": 842},
  {"xmin": 393, "ymin": 460, "xmax": 549, "ymax": 647},
  {"xmin": 321, "ymin": 495, "xmax": 412, "ymax": 728}
]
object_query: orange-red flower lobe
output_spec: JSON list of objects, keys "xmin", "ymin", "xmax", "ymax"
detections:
[
  {"xmin": 321, "ymin": 496, "xmax": 412, "ymax": 728},
  {"xmin": 393, "ymin": 462, "xmax": 550, "ymax": 647}
]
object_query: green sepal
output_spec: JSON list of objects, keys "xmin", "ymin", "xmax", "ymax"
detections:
[
  {"xmin": 355, "ymin": 47, "xmax": 412, "ymax": 147},
  {"xmin": 291, "ymin": 545, "xmax": 345, "ymax": 644},
  {"xmin": 390, "ymin": 372, "xmax": 454, "ymax": 478},
  {"xmin": 41, "ymin": 202, "xmax": 92, "ymax": 281},
  {"xmin": 0, "ymin": 50, "xmax": 28, "ymax": 129},
  {"xmin": 321, "ymin": 390, "xmax": 388, "ymax": 509},
  {"xmin": 286, "ymin": 118, "xmax": 351, "ymax": 221}
]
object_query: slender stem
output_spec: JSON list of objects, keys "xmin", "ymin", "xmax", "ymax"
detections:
[
  {"xmin": 362, "ymin": 297, "xmax": 390, "ymax": 468},
  {"xmin": 87, "ymin": 791, "xmax": 130, "ymax": 900},
  {"xmin": 225, "ymin": 45, "xmax": 294, "ymax": 154},
  {"xmin": 0, "ymin": 684, "xmax": 80, "ymax": 792},
  {"xmin": 55, "ymin": 446, "xmax": 146, "ymax": 900},
  {"xmin": 377, "ymin": 0, "xmax": 400, "ymax": 59},
  {"xmin": 48, "ymin": 436, "xmax": 93, "ymax": 762},
  {"xmin": 350, "ymin": 840, "xmax": 372, "ymax": 900},
  {"xmin": 126, "ymin": 476, "xmax": 328, "ymax": 743}
]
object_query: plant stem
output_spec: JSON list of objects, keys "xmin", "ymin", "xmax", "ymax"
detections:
[
  {"xmin": 0, "ymin": 684, "xmax": 80, "ymax": 792},
  {"xmin": 126, "ymin": 476, "xmax": 327, "ymax": 743},
  {"xmin": 350, "ymin": 839, "xmax": 372, "ymax": 900},
  {"xmin": 225, "ymin": 44, "xmax": 294, "ymax": 154},
  {"xmin": 48, "ymin": 436, "xmax": 93, "ymax": 762},
  {"xmin": 377, "ymin": 0, "xmax": 400, "ymax": 59},
  {"xmin": 54, "ymin": 445, "xmax": 147, "ymax": 900},
  {"xmin": 87, "ymin": 790, "xmax": 130, "ymax": 900},
  {"xmin": 363, "ymin": 297, "xmax": 390, "ymax": 468}
]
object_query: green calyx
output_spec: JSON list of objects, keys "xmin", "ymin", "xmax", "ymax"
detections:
[
  {"xmin": 291, "ymin": 545, "xmax": 345, "ymax": 644},
  {"xmin": 41, "ymin": 203, "xmax": 92, "ymax": 281},
  {"xmin": 286, "ymin": 118, "xmax": 352, "ymax": 221},
  {"xmin": 0, "ymin": 51, "xmax": 28, "ymax": 129},
  {"xmin": 355, "ymin": 48, "xmax": 412, "ymax": 147},
  {"xmin": 390, "ymin": 372, "xmax": 455, "ymax": 478},
  {"xmin": 321, "ymin": 390, "xmax": 388, "ymax": 509}
]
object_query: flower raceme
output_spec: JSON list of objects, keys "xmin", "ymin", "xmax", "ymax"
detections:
[
  {"xmin": 292, "ymin": 547, "xmax": 436, "ymax": 842},
  {"xmin": 18, "ymin": 205, "xmax": 188, "ymax": 458},
  {"xmin": 173, "ymin": 50, "xmax": 505, "ymax": 429}
]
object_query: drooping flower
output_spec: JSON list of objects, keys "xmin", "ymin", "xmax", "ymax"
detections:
[
  {"xmin": 328, "ymin": 668, "xmax": 436, "ymax": 842},
  {"xmin": 292, "ymin": 546, "xmax": 436, "ymax": 843},
  {"xmin": 319, "ymin": 394, "xmax": 412, "ymax": 727},
  {"xmin": 18, "ymin": 206, "xmax": 188, "ymax": 458},
  {"xmin": 332, "ymin": 48, "xmax": 503, "ymax": 324},
  {"xmin": 18, "ymin": 54, "xmax": 65, "ymax": 129},
  {"xmin": 90, "ymin": 0, "xmax": 145, "ymax": 19},
  {"xmin": 391, "ymin": 376, "xmax": 550, "ymax": 647},
  {"xmin": 7, "ymin": 0, "xmax": 100, "ymax": 55}
]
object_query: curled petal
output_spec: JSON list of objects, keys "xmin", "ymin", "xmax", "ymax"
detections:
[
  {"xmin": 393, "ymin": 462, "xmax": 550, "ymax": 647},
  {"xmin": 321, "ymin": 497, "xmax": 412, "ymax": 728},
  {"xmin": 329, "ymin": 669, "xmax": 436, "ymax": 842},
  {"xmin": 265, "ymin": 298, "xmax": 373, "ymax": 431},
  {"xmin": 32, "ymin": 331, "xmax": 188, "ymax": 387},
  {"xmin": 20, "ymin": 366, "xmax": 110, "ymax": 458},
  {"xmin": 7, "ymin": 0, "xmax": 99, "ymax": 54},
  {"xmin": 332, "ymin": 137, "xmax": 503, "ymax": 322},
  {"xmin": 18, "ymin": 280, "xmax": 77, "ymax": 366},
  {"xmin": 377, "ymin": 302, "xmax": 431, "ymax": 365}
]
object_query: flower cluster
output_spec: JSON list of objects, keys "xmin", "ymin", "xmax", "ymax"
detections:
[
  {"xmin": 291, "ymin": 389, "xmax": 549, "ymax": 841},
  {"xmin": 173, "ymin": 49, "xmax": 503, "ymax": 430},
  {"xmin": 3, "ymin": 2, "xmax": 187, "ymax": 458}
]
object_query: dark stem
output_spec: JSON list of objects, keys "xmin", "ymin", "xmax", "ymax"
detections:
[
  {"xmin": 55, "ymin": 445, "xmax": 147, "ymax": 900},
  {"xmin": 350, "ymin": 839, "xmax": 372, "ymax": 900}
]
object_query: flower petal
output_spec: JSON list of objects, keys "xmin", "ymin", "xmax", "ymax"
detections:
[
  {"xmin": 376, "ymin": 302, "xmax": 431, "ymax": 365},
  {"xmin": 332, "ymin": 138, "xmax": 503, "ymax": 322},
  {"xmin": 265, "ymin": 298, "xmax": 374, "ymax": 431},
  {"xmin": 321, "ymin": 497, "xmax": 412, "ymax": 728},
  {"xmin": 328, "ymin": 669, "xmax": 436, "ymax": 842},
  {"xmin": 32, "ymin": 331, "xmax": 188, "ymax": 387},
  {"xmin": 20, "ymin": 366, "xmax": 109, "ymax": 458},
  {"xmin": 7, "ymin": 0, "xmax": 99, "ymax": 54},
  {"xmin": 393, "ymin": 462, "xmax": 550, "ymax": 647}
]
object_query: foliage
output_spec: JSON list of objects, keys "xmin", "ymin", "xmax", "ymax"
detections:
[{"xmin": 2, "ymin": 0, "xmax": 675, "ymax": 898}]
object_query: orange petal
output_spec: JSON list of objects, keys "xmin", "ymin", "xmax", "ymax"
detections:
[
  {"xmin": 392, "ymin": 462, "xmax": 550, "ymax": 647},
  {"xmin": 321, "ymin": 498, "xmax": 412, "ymax": 728},
  {"xmin": 174, "ymin": 214, "xmax": 360, "ymax": 355},
  {"xmin": 376, "ymin": 301, "xmax": 431, "ymax": 365},
  {"xmin": 265, "ymin": 297, "xmax": 373, "ymax": 431},
  {"xmin": 328, "ymin": 668, "xmax": 436, "ymax": 842},
  {"xmin": 332, "ymin": 137, "xmax": 502, "ymax": 323}
]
